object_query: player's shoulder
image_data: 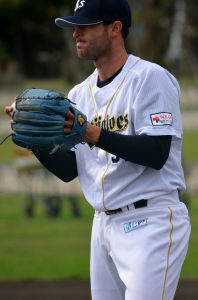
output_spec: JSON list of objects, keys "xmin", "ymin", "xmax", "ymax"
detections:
[
  {"xmin": 130, "ymin": 55, "xmax": 179, "ymax": 88},
  {"xmin": 130, "ymin": 55, "xmax": 165, "ymax": 76},
  {"xmin": 68, "ymin": 70, "xmax": 97, "ymax": 102}
]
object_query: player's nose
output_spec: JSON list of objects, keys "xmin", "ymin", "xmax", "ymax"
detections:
[{"xmin": 73, "ymin": 26, "xmax": 82, "ymax": 38}]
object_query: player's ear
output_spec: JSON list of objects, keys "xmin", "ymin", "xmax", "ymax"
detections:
[{"xmin": 109, "ymin": 21, "xmax": 122, "ymax": 38}]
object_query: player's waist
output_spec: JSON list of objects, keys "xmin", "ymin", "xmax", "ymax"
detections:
[
  {"xmin": 105, "ymin": 199, "xmax": 147, "ymax": 215},
  {"xmin": 102, "ymin": 190, "xmax": 180, "ymax": 216}
]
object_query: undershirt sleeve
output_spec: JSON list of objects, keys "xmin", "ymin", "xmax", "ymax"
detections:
[
  {"xmin": 34, "ymin": 150, "xmax": 78, "ymax": 182},
  {"xmin": 96, "ymin": 129, "xmax": 172, "ymax": 170}
]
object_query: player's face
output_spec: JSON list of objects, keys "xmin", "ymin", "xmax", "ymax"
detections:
[{"xmin": 73, "ymin": 24, "xmax": 111, "ymax": 61}]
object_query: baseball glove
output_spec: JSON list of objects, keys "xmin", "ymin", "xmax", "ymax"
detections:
[{"xmin": 11, "ymin": 88, "xmax": 87, "ymax": 154}]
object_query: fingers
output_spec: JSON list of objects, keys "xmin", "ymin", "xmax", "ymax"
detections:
[
  {"xmin": 5, "ymin": 106, "xmax": 13, "ymax": 117},
  {"xmin": 64, "ymin": 111, "xmax": 75, "ymax": 134},
  {"xmin": 5, "ymin": 99, "xmax": 16, "ymax": 117}
]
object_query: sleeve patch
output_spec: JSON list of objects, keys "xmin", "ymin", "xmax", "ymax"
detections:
[{"xmin": 150, "ymin": 113, "xmax": 173, "ymax": 126}]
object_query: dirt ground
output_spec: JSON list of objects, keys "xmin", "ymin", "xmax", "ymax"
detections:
[{"xmin": 0, "ymin": 279, "xmax": 197, "ymax": 300}]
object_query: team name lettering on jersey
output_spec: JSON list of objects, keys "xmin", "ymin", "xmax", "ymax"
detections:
[{"xmin": 91, "ymin": 113, "xmax": 129, "ymax": 132}]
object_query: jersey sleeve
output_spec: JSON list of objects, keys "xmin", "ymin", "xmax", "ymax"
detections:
[{"xmin": 133, "ymin": 65, "xmax": 183, "ymax": 138}]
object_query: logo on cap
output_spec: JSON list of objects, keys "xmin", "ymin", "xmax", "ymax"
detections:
[{"xmin": 75, "ymin": 0, "xmax": 86, "ymax": 12}]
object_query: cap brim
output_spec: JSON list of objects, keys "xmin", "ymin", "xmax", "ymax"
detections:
[{"xmin": 55, "ymin": 16, "xmax": 103, "ymax": 28}]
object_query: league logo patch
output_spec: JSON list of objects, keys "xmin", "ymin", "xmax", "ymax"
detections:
[
  {"xmin": 150, "ymin": 113, "xmax": 173, "ymax": 126},
  {"xmin": 123, "ymin": 218, "xmax": 148, "ymax": 234}
]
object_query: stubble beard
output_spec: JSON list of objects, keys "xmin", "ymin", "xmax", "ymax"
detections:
[{"xmin": 76, "ymin": 33, "xmax": 111, "ymax": 62}]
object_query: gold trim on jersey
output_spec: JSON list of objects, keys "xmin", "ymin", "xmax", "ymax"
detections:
[
  {"xmin": 89, "ymin": 84, "xmax": 99, "ymax": 118},
  {"xmin": 89, "ymin": 58, "xmax": 141, "ymax": 211},
  {"xmin": 161, "ymin": 207, "xmax": 174, "ymax": 300}
]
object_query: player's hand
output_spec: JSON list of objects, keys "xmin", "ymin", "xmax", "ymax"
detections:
[
  {"xmin": 5, "ymin": 97, "xmax": 16, "ymax": 117},
  {"xmin": 64, "ymin": 111, "xmax": 75, "ymax": 134},
  {"xmin": 5, "ymin": 105, "xmax": 13, "ymax": 117},
  {"xmin": 83, "ymin": 123, "xmax": 101, "ymax": 144},
  {"xmin": 64, "ymin": 110, "xmax": 101, "ymax": 144}
]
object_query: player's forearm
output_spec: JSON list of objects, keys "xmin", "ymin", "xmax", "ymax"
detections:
[
  {"xmin": 96, "ymin": 130, "xmax": 172, "ymax": 170},
  {"xmin": 34, "ymin": 150, "xmax": 78, "ymax": 182}
]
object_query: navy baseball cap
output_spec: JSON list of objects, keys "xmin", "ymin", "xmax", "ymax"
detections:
[{"xmin": 55, "ymin": 0, "xmax": 131, "ymax": 28}]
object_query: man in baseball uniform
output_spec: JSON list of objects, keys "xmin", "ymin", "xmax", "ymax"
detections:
[{"xmin": 5, "ymin": 0, "xmax": 191, "ymax": 299}]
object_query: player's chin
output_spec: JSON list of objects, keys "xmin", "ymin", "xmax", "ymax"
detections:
[
  {"xmin": 76, "ymin": 47, "xmax": 93, "ymax": 60},
  {"xmin": 77, "ymin": 49, "xmax": 88, "ymax": 59},
  {"xmin": 77, "ymin": 52, "xmax": 96, "ymax": 61}
]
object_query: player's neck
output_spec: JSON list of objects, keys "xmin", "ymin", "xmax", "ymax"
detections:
[{"xmin": 94, "ymin": 48, "xmax": 128, "ymax": 82}]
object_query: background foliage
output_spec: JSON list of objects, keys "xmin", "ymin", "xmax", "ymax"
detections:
[{"xmin": 0, "ymin": 0, "xmax": 198, "ymax": 82}]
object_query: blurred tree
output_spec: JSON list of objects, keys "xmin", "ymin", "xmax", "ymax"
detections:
[
  {"xmin": 184, "ymin": 0, "xmax": 198, "ymax": 76},
  {"xmin": 130, "ymin": 0, "xmax": 174, "ymax": 67},
  {"xmin": 0, "ymin": 0, "xmax": 197, "ymax": 81},
  {"xmin": 165, "ymin": 0, "xmax": 186, "ymax": 72},
  {"xmin": 131, "ymin": 0, "xmax": 198, "ymax": 77},
  {"xmin": 0, "ymin": 0, "xmax": 74, "ymax": 78},
  {"xmin": 0, "ymin": 40, "xmax": 10, "ymax": 69}
]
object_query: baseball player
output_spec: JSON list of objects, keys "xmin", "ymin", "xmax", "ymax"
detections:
[{"xmin": 5, "ymin": 0, "xmax": 191, "ymax": 299}]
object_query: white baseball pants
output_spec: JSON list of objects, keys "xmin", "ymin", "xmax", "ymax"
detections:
[{"xmin": 90, "ymin": 193, "xmax": 191, "ymax": 300}]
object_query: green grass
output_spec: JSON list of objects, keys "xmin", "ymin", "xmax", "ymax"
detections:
[
  {"xmin": 179, "ymin": 76, "xmax": 198, "ymax": 88},
  {"xmin": 0, "ymin": 194, "xmax": 197, "ymax": 279},
  {"xmin": 0, "ymin": 106, "xmax": 6, "ymax": 116},
  {"xmin": 0, "ymin": 194, "xmax": 94, "ymax": 280},
  {"xmin": 183, "ymin": 131, "xmax": 198, "ymax": 162},
  {"xmin": 0, "ymin": 135, "xmax": 15, "ymax": 163}
]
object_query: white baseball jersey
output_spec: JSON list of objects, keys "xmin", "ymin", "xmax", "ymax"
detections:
[
  {"xmin": 68, "ymin": 54, "xmax": 185, "ymax": 211},
  {"xmin": 67, "ymin": 54, "xmax": 190, "ymax": 300}
]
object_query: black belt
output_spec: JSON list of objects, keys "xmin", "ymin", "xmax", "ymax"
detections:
[{"xmin": 105, "ymin": 199, "xmax": 147, "ymax": 215}]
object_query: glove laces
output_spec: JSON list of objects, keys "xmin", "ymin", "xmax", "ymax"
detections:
[{"xmin": 0, "ymin": 133, "xmax": 12, "ymax": 145}]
